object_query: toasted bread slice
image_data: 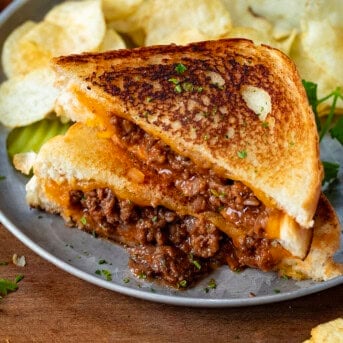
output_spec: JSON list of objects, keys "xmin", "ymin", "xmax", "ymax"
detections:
[
  {"xmin": 52, "ymin": 39, "xmax": 322, "ymax": 229},
  {"xmin": 26, "ymin": 124, "xmax": 341, "ymax": 281}
]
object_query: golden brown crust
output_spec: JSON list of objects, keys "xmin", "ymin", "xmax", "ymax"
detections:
[
  {"xmin": 278, "ymin": 194, "xmax": 343, "ymax": 281},
  {"xmin": 53, "ymin": 39, "xmax": 322, "ymax": 228}
]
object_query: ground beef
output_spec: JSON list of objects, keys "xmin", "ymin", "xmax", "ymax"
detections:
[
  {"xmin": 110, "ymin": 116, "xmax": 269, "ymax": 234},
  {"xmin": 69, "ymin": 188, "xmax": 280, "ymax": 287},
  {"xmin": 128, "ymin": 245, "xmax": 207, "ymax": 286}
]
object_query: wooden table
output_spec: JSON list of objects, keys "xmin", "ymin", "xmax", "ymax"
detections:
[{"xmin": 0, "ymin": 223, "xmax": 342, "ymax": 343}]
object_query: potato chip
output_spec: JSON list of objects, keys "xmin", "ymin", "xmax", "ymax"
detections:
[
  {"xmin": 142, "ymin": 0, "xmax": 232, "ymax": 46},
  {"xmin": 102, "ymin": 0, "xmax": 144, "ymax": 21},
  {"xmin": 128, "ymin": 29, "xmax": 146, "ymax": 47},
  {"xmin": 3, "ymin": 0, "xmax": 106, "ymax": 77},
  {"xmin": 44, "ymin": 0, "xmax": 106, "ymax": 53},
  {"xmin": 10, "ymin": 21, "xmax": 69, "ymax": 76},
  {"xmin": 303, "ymin": 318, "xmax": 343, "ymax": 343},
  {"xmin": 222, "ymin": 0, "xmax": 272, "ymax": 34},
  {"xmin": 0, "ymin": 67, "xmax": 59, "ymax": 128},
  {"xmin": 1, "ymin": 21, "xmax": 36, "ymax": 78},
  {"xmin": 150, "ymin": 29, "xmax": 208, "ymax": 46},
  {"xmin": 290, "ymin": 0, "xmax": 343, "ymax": 109},
  {"xmin": 98, "ymin": 29, "xmax": 126, "ymax": 52}
]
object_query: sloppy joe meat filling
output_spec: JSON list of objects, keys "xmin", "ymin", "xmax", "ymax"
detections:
[
  {"xmin": 69, "ymin": 188, "xmax": 279, "ymax": 287},
  {"xmin": 111, "ymin": 116, "xmax": 269, "ymax": 233}
]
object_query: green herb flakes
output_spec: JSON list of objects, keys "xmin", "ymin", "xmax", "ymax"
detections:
[
  {"xmin": 101, "ymin": 269, "xmax": 112, "ymax": 281},
  {"xmin": 237, "ymin": 150, "xmax": 247, "ymax": 159},
  {"xmin": 138, "ymin": 272, "xmax": 147, "ymax": 279},
  {"xmin": 15, "ymin": 274, "xmax": 24, "ymax": 283},
  {"xmin": 208, "ymin": 278, "xmax": 217, "ymax": 290},
  {"xmin": 80, "ymin": 216, "xmax": 87, "ymax": 225},
  {"xmin": 168, "ymin": 78, "xmax": 179, "ymax": 85},
  {"xmin": 151, "ymin": 216, "xmax": 158, "ymax": 223},
  {"xmin": 0, "ymin": 262, "xmax": 8, "ymax": 266},
  {"xmin": 0, "ymin": 274, "xmax": 24, "ymax": 298},
  {"xmin": 98, "ymin": 259, "xmax": 107, "ymax": 265},
  {"xmin": 123, "ymin": 277, "xmax": 130, "ymax": 284},
  {"xmin": 178, "ymin": 280, "xmax": 187, "ymax": 288},
  {"xmin": 95, "ymin": 269, "xmax": 101, "ymax": 275},
  {"xmin": 273, "ymin": 289, "xmax": 281, "ymax": 294},
  {"xmin": 0, "ymin": 176, "xmax": 5, "ymax": 181},
  {"xmin": 192, "ymin": 260, "xmax": 201, "ymax": 270},
  {"xmin": 175, "ymin": 63, "xmax": 187, "ymax": 74},
  {"xmin": 188, "ymin": 253, "xmax": 201, "ymax": 270},
  {"xmin": 0, "ymin": 278, "xmax": 18, "ymax": 297},
  {"xmin": 182, "ymin": 82, "xmax": 194, "ymax": 92},
  {"xmin": 174, "ymin": 84, "xmax": 182, "ymax": 93}
]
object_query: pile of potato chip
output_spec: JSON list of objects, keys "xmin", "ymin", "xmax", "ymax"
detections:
[{"xmin": 0, "ymin": 0, "xmax": 342, "ymax": 128}]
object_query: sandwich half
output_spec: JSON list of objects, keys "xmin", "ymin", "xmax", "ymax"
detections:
[
  {"xmin": 53, "ymin": 38, "xmax": 323, "ymax": 233},
  {"xmin": 26, "ymin": 123, "xmax": 343, "ymax": 285}
]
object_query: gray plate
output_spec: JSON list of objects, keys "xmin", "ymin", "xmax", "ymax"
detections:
[{"xmin": 0, "ymin": 0, "xmax": 342, "ymax": 307}]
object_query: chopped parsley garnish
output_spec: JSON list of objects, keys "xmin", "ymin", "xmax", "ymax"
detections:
[
  {"xmin": 123, "ymin": 277, "xmax": 130, "ymax": 284},
  {"xmin": 145, "ymin": 96, "xmax": 153, "ymax": 102},
  {"xmin": 188, "ymin": 253, "xmax": 201, "ymax": 270},
  {"xmin": 208, "ymin": 278, "xmax": 217, "ymax": 289},
  {"xmin": 0, "ymin": 275, "xmax": 23, "ymax": 298},
  {"xmin": 98, "ymin": 259, "xmax": 107, "ymax": 265},
  {"xmin": 178, "ymin": 280, "xmax": 187, "ymax": 288},
  {"xmin": 95, "ymin": 269, "xmax": 101, "ymax": 275},
  {"xmin": 138, "ymin": 272, "xmax": 147, "ymax": 279},
  {"xmin": 174, "ymin": 84, "xmax": 182, "ymax": 93},
  {"xmin": 151, "ymin": 216, "xmax": 158, "ymax": 222},
  {"xmin": 80, "ymin": 216, "xmax": 87, "ymax": 225},
  {"xmin": 168, "ymin": 78, "xmax": 179, "ymax": 85},
  {"xmin": 15, "ymin": 274, "xmax": 24, "ymax": 283},
  {"xmin": 0, "ymin": 176, "xmax": 5, "ymax": 181},
  {"xmin": 192, "ymin": 260, "xmax": 201, "ymax": 270},
  {"xmin": 196, "ymin": 86, "xmax": 203, "ymax": 93},
  {"xmin": 262, "ymin": 121, "xmax": 269, "ymax": 128},
  {"xmin": 175, "ymin": 63, "xmax": 187, "ymax": 74},
  {"xmin": 0, "ymin": 278, "xmax": 18, "ymax": 297},
  {"xmin": 101, "ymin": 269, "xmax": 112, "ymax": 281},
  {"xmin": 0, "ymin": 262, "xmax": 8, "ymax": 266},
  {"xmin": 237, "ymin": 150, "xmax": 247, "ymax": 159},
  {"xmin": 182, "ymin": 82, "xmax": 194, "ymax": 92},
  {"xmin": 273, "ymin": 289, "xmax": 281, "ymax": 294}
]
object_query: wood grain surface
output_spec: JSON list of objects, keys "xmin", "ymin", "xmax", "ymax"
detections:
[{"xmin": 0, "ymin": 223, "xmax": 342, "ymax": 343}]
